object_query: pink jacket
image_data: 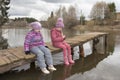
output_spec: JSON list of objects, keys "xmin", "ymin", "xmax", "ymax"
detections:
[{"xmin": 50, "ymin": 28, "xmax": 64, "ymax": 46}]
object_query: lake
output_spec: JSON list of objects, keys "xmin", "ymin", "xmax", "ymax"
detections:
[{"xmin": 0, "ymin": 28, "xmax": 120, "ymax": 80}]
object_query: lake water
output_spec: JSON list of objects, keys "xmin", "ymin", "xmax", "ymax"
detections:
[{"xmin": 0, "ymin": 28, "xmax": 120, "ymax": 80}]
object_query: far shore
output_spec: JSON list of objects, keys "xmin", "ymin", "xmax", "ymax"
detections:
[
  {"xmin": 73, "ymin": 24, "xmax": 120, "ymax": 32},
  {"xmin": 1, "ymin": 24, "xmax": 120, "ymax": 32}
]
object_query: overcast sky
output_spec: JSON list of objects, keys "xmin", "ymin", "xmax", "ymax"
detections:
[{"xmin": 9, "ymin": 0, "xmax": 120, "ymax": 20}]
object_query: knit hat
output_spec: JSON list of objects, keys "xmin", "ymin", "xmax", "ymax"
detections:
[
  {"xmin": 56, "ymin": 18, "xmax": 64, "ymax": 28},
  {"xmin": 29, "ymin": 22, "xmax": 42, "ymax": 30}
]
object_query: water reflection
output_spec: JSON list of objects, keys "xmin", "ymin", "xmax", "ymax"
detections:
[
  {"xmin": 107, "ymin": 32, "xmax": 116, "ymax": 53},
  {"xmin": 0, "ymin": 52, "xmax": 109, "ymax": 80}
]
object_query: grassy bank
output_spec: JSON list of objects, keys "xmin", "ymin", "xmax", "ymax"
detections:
[{"xmin": 73, "ymin": 24, "xmax": 120, "ymax": 32}]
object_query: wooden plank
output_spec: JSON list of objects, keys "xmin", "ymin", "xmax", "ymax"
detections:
[
  {"xmin": 0, "ymin": 59, "xmax": 35, "ymax": 73},
  {"xmin": 7, "ymin": 48, "xmax": 25, "ymax": 59},
  {"xmin": 0, "ymin": 56, "xmax": 7, "ymax": 66},
  {"xmin": 24, "ymin": 54, "xmax": 36, "ymax": 59},
  {"xmin": 0, "ymin": 52, "xmax": 12, "ymax": 64},
  {"xmin": 11, "ymin": 47, "xmax": 36, "ymax": 60},
  {"xmin": 7, "ymin": 49, "xmax": 23, "ymax": 59},
  {"xmin": 0, "ymin": 50, "xmax": 19, "ymax": 63},
  {"xmin": 46, "ymin": 43, "xmax": 62, "ymax": 53}
]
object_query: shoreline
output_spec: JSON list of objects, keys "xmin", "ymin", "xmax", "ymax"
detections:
[
  {"xmin": 1, "ymin": 24, "xmax": 120, "ymax": 32},
  {"xmin": 73, "ymin": 24, "xmax": 120, "ymax": 32}
]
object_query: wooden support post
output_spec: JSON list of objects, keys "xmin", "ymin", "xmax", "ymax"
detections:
[
  {"xmin": 30, "ymin": 61, "xmax": 36, "ymax": 69},
  {"xmin": 79, "ymin": 45, "xmax": 84, "ymax": 58},
  {"xmin": 92, "ymin": 39, "xmax": 96, "ymax": 54},
  {"xmin": 104, "ymin": 35, "xmax": 107, "ymax": 54},
  {"xmin": 92, "ymin": 38, "xmax": 100, "ymax": 54},
  {"xmin": 71, "ymin": 47, "xmax": 74, "ymax": 59}
]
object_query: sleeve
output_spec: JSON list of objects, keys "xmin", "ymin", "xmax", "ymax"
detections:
[
  {"xmin": 24, "ymin": 33, "xmax": 31, "ymax": 51},
  {"xmin": 51, "ymin": 30, "xmax": 63, "ymax": 42},
  {"xmin": 40, "ymin": 36, "xmax": 45, "ymax": 46}
]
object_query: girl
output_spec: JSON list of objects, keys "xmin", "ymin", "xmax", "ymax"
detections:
[
  {"xmin": 24, "ymin": 22, "xmax": 56, "ymax": 74},
  {"xmin": 50, "ymin": 18, "xmax": 74, "ymax": 65}
]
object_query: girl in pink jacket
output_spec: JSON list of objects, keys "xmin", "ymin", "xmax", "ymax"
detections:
[{"xmin": 50, "ymin": 18, "xmax": 74, "ymax": 65}]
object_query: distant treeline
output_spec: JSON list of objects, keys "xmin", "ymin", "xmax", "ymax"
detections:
[
  {"xmin": 13, "ymin": 17, "xmax": 38, "ymax": 23},
  {"xmin": 2, "ymin": 1, "xmax": 119, "ymax": 29}
]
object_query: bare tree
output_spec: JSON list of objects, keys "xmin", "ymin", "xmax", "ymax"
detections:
[
  {"xmin": 66, "ymin": 5, "xmax": 78, "ymax": 28},
  {"xmin": 55, "ymin": 5, "xmax": 78, "ymax": 28},
  {"xmin": 62, "ymin": 6, "xmax": 67, "ymax": 19},
  {"xmin": 55, "ymin": 6, "xmax": 62, "ymax": 18},
  {"xmin": 46, "ymin": 11, "xmax": 57, "ymax": 29},
  {"xmin": 68, "ymin": 5, "xmax": 76, "ymax": 19},
  {"xmin": 62, "ymin": 6, "xmax": 68, "ymax": 27},
  {"xmin": 90, "ymin": 1, "xmax": 110, "ymax": 25}
]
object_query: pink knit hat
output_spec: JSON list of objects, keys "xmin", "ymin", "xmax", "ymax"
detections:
[
  {"xmin": 56, "ymin": 18, "xmax": 64, "ymax": 28},
  {"xmin": 29, "ymin": 22, "xmax": 42, "ymax": 30}
]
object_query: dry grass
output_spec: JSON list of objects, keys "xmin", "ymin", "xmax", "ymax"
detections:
[{"xmin": 73, "ymin": 24, "xmax": 120, "ymax": 31}]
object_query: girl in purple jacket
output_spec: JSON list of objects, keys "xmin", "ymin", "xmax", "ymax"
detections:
[
  {"xmin": 51, "ymin": 18, "xmax": 74, "ymax": 65},
  {"xmin": 24, "ymin": 22, "xmax": 56, "ymax": 74}
]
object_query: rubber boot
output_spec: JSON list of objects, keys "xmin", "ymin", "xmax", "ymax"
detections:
[
  {"xmin": 64, "ymin": 57, "xmax": 69, "ymax": 65},
  {"xmin": 68, "ymin": 55, "xmax": 75, "ymax": 64}
]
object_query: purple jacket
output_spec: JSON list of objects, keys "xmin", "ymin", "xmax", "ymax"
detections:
[{"xmin": 24, "ymin": 30, "xmax": 45, "ymax": 51}]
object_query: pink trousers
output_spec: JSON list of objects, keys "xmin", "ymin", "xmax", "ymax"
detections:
[
  {"xmin": 54, "ymin": 41, "xmax": 71, "ymax": 57},
  {"xmin": 53, "ymin": 41, "xmax": 74, "ymax": 65}
]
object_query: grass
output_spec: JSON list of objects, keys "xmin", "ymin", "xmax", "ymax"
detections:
[{"xmin": 73, "ymin": 24, "xmax": 120, "ymax": 32}]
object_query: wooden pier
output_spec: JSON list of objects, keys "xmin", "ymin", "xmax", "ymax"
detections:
[{"xmin": 0, "ymin": 32, "xmax": 108, "ymax": 73}]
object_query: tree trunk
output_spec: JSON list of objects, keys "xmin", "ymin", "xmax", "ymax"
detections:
[{"xmin": 0, "ymin": 29, "xmax": 8, "ymax": 50}]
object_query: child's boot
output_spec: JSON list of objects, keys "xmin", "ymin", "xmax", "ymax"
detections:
[
  {"xmin": 48, "ymin": 65, "xmax": 57, "ymax": 71},
  {"xmin": 64, "ymin": 57, "xmax": 69, "ymax": 65},
  {"xmin": 41, "ymin": 68, "xmax": 50, "ymax": 74},
  {"xmin": 68, "ymin": 55, "xmax": 75, "ymax": 64}
]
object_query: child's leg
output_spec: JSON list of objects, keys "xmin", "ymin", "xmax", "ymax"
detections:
[
  {"xmin": 38, "ymin": 46, "xmax": 53, "ymax": 66},
  {"xmin": 63, "ymin": 42, "xmax": 74, "ymax": 64},
  {"xmin": 38, "ymin": 46, "xmax": 56, "ymax": 71},
  {"xmin": 30, "ymin": 46, "xmax": 47, "ymax": 69},
  {"xmin": 54, "ymin": 43, "xmax": 69, "ymax": 65},
  {"xmin": 63, "ymin": 42, "xmax": 71, "ymax": 55}
]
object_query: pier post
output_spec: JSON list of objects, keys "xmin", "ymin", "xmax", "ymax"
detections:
[
  {"xmin": 30, "ymin": 62, "xmax": 36, "ymax": 68},
  {"xmin": 92, "ymin": 38, "xmax": 99, "ymax": 54},
  {"xmin": 92, "ymin": 39, "xmax": 96, "ymax": 54},
  {"xmin": 79, "ymin": 45, "xmax": 84, "ymax": 58},
  {"xmin": 71, "ymin": 47, "xmax": 74, "ymax": 59},
  {"xmin": 104, "ymin": 35, "xmax": 107, "ymax": 54}
]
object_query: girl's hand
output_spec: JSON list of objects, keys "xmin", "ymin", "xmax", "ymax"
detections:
[
  {"xmin": 25, "ymin": 51, "xmax": 31, "ymax": 55},
  {"xmin": 63, "ymin": 35, "xmax": 66, "ymax": 40}
]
